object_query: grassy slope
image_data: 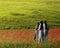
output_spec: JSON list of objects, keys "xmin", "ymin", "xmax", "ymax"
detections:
[{"xmin": 0, "ymin": 0, "xmax": 60, "ymax": 29}]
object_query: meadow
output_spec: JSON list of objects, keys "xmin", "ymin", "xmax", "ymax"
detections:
[
  {"xmin": 0, "ymin": 0, "xmax": 60, "ymax": 29},
  {"xmin": 0, "ymin": 29, "xmax": 60, "ymax": 48},
  {"xmin": 0, "ymin": 0, "xmax": 60, "ymax": 48},
  {"xmin": 0, "ymin": 42, "xmax": 60, "ymax": 48}
]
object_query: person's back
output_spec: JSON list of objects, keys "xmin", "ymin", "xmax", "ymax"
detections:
[
  {"xmin": 34, "ymin": 22, "xmax": 40, "ymax": 41},
  {"xmin": 43, "ymin": 21, "xmax": 49, "ymax": 42},
  {"xmin": 39, "ymin": 21, "xmax": 44, "ymax": 42},
  {"xmin": 38, "ymin": 21, "xmax": 42, "ymax": 42},
  {"xmin": 43, "ymin": 22, "xmax": 46, "ymax": 36},
  {"xmin": 34, "ymin": 21, "xmax": 43, "ymax": 42}
]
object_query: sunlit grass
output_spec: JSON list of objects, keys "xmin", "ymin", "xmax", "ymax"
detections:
[{"xmin": 0, "ymin": 0, "xmax": 60, "ymax": 29}]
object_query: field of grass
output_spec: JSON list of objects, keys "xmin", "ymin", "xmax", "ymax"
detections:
[
  {"xmin": 0, "ymin": 0, "xmax": 60, "ymax": 29},
  {"xmin": 0, "ymin": 29, "xmax": 60, "ymax": 48},
  {"xmin": 0, "ymin": 0, "xmax": 60, "ymax": 47},
  {"xmin": 0, "ymin": 42, "xmax": 60, "ymax": 48}
]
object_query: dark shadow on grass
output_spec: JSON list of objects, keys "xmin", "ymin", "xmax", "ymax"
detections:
[
  {"xmin": 10, "ymin": 13, "xmax": 25, "ymax": 16},
  {"xmin": 46, "ymin": 1, "xmax": 60, "ymax": 5}
]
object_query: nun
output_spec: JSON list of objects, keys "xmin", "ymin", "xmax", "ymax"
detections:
[
  {"xmin": 43, "ymin": 21, "xmax": 49, "ymax": 42},
  {"xmin": 34, "ymin": 22, "xmax": 40, "ymax": 41},
  {"xmin": 34, "ymin": 21, "xmax": 44, "ymax": 42}
]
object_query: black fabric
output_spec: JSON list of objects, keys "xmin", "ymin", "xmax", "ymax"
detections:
[
  {"xmin": 36, "ymin": 22, "xmax": 40, "ymax": 30},
  {"xmin": 34, "ymin": 21, "xmax": 49, "ymax": 42},
  {"xmin": 40, "ymin": 21, "xmax": 43, "ymax": 30}
]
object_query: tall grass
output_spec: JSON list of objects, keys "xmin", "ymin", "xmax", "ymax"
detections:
[
  {"xmin": 0, "ymin": 41, "xmax": 60, "ymax": 48},
  {"xmin": 0, "ymin": 0, "xmax": 60, "ymax": 29}
]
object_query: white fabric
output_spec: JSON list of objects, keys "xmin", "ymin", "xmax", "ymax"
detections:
[
  {"xmin": 43, "ymin": 23, "xmax": 46, "ymax": 36},
  {"xmin": 34, "ymin": 22, "xmax": 48, "ymax": 42}
]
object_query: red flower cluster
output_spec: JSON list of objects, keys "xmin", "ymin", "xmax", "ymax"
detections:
[{"xmin": 0, "ymin": 28, "xmax": 60, "ymax": 43}]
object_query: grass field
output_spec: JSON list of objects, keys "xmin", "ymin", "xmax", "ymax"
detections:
[
  {"xmin": 0, "ymin": 28, "xmax": 60, "ymax": 48},
  {"xmin": 0, "ymin": 0, "xmax": 60, "ymax": 47},
  {"xmin": 0, "ymin": 42, "xmax": 59, "ymax": 48},
  {"xmin": 0, "ymin": 0, "xmax": 60, "ymax": 29}
]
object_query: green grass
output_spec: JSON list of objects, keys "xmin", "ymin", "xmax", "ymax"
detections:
[
  {"xmin": 0, "ymin": 0, "xmax": 60, "ymax": 29},
  {"xmin": 0, "ymin": 41, "xmax": 60, "ymax": 48}
]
